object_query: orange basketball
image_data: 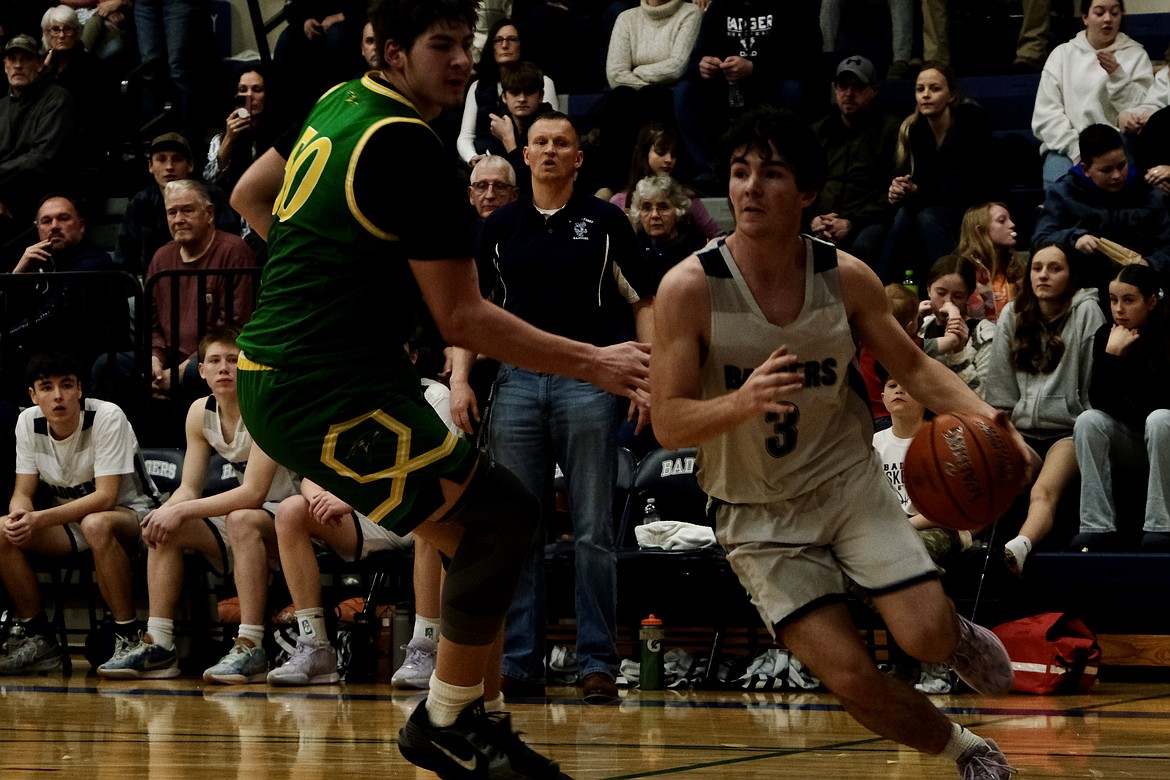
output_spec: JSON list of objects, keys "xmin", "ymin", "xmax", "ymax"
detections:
[{"xmin": 903, "ymin": 412, "xmax": 1027, "ymax": 532}]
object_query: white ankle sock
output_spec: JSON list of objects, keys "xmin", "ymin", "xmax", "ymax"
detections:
[
  {"xmin": 484, "ymin": 693, "xmax": 505, "ymax": 713},
  {"xmin": 1005, "ymin": 536, "xmax": 1032, "ymax": 564},
  {"xmin": 414, "ymin": 615, "xmax": 441, "ymax": 643},
  {"xmin": 237, "ymin": 624, "xmax": 265, "ymax": 648},
  {"xmin": 426, "ymin": 674, "xmax": 483, "ymax": 728},
  {"xmin": 146, "ymin": 617, "xmax": 175, "ymax": 650},
  {"xmin": 942, "ymin": 723, "xmax": 987, "ymax": 761},
  {"xmin": 295, "ymin": 608, "xmax": 327, "ymax": 642}
]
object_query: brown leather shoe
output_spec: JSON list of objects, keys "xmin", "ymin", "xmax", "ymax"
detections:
[
  {"xmin": 581, "ymin": 672, "xmax": 618, "ymax": 704},
  {"xmin": 500, "ymin": 674, "xmax": 546, "ymax": 700}
]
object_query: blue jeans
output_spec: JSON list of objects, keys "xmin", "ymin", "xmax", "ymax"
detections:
[
  {"xmin": 1042, "ymin": 151, "xmax": 1074, "ymax": 193},
  {"xmin": 1075, "ymin": 409, "xmax": 1170, "ymax": 533},
  {"xmin": 488, "ymin": 366, "xmax": 621, "ymax": 683},
  {"xmin": 135, "ymin": 0, "xmax": 207, "ymax": 136},
  {"xmin": 881, "ymin": 204, "xmax": 964, "ymax": 284}
]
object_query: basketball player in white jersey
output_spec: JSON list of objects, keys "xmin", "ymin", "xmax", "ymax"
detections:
[
  {"xmin": 652, "ymin": 106, "xmax": 1032, "ymax": 779},
  {"xmin": 0, "ymin": 352, "xmax": 159, "ymax": 675},
  {"xmin": 98, "ymin": 325, "xmax": 299, "ymax": 683}
]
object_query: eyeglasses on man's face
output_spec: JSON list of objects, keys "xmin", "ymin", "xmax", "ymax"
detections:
[{"xmin": 471, "ymin": 181, "xmax": 515, "ymax": 194}]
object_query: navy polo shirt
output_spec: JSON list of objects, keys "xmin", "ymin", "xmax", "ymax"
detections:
[{"xmin": 476, "ymin": 189, "xmax": 653, "ymax": 347}]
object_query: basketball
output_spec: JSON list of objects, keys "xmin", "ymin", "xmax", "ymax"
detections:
[{"xmin": 904, "ymin": 412, "xmax": 1027, "ymax": 532}]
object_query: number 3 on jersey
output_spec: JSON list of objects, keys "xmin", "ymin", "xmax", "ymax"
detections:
[
  {"xmin": 274, "ymin": 127, "xmax": 332, "ymax": 222},
  {"xmin": 765, "ymin": 407, "xmax": 799, "ymax": 458}
]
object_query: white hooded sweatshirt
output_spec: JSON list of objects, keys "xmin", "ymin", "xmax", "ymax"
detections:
[{"xmin": 1032, "ymin": 30, "xmax": 1153, "ymax": 160}]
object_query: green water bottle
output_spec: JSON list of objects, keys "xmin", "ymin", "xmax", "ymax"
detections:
[
  {"xmin": 902, "ymin": 268, "xmax": 918, "ymax": 295},
  {"xmin": 640, "ymin": 614, "xmax": 665, "ymax": 690}
]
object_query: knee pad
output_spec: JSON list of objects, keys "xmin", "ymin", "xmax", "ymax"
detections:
[{"xmin": 439, "ymin": 454, "xmax": 540, "ymax": 645}]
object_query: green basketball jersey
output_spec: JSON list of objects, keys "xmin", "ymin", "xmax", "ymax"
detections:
[{"xmin": 239, "ymin": 74, "xmax": 473, "ymax": 370}]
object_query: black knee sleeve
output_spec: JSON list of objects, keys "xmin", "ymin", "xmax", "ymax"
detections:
[{"xmin": 439, "ymin": 454, "xmax": 540, "ymax": 646}]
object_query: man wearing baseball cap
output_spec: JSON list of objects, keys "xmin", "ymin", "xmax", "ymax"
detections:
[
  {"xmin": 0, "ymin": 34, "xmax": 80, "ymax": 249},
  {"xmin": 809, "ymin": 54, "xmax": 900, "ymax": 276},
  {"xmin": 115, "ymin": 132, "xmax": 239, "ymax": 274}
]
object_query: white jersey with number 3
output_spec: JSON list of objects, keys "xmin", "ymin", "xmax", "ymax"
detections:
[{"xmin": 696, "ymin": 236, "xmax": 874, "ymax": 504}]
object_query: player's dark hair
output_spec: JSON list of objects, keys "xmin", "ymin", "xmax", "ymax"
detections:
[
  {"xmin": 369, "ymin": 0, "xmax": 477, "ymax": 59},
  {"xmin": 717, "ymin": 106, "xmax": 827, "ymax": 193},
  {"xmin": 1011, "ymin": 244, "xmax": 1085, "ymax": 374},
  {"xmin": 499, "ymin": 61, "xmax": 543, "ymax": 95},
  {"xmin": 26, "ymin": 352, "xmax": 81, "ymax": 387},
  {"xmin": 1078, "ymin": 123, "xmax": 1125, "ymax": 166},
  {"xmin": 198, "ymin": 324, "xmax": 242, "ymax": 362},
  {"xmin": 927, "ymin": 254, "xmax": 977, "ymax": 297}
]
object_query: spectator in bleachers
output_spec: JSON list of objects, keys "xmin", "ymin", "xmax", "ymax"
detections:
[
  {"xmin": 274, "ymin": 0, "xmax": 367, "ymax": 118},
  {"xmin": 915, "ymin": 254, "xmax": 996, "ymax": 396},
  {"xmin": 1073, "ymin": 263, "xmax": 1170, "ymax": 552},
  {"xmin": 985, "ymin": 244, "xmax": 1104, "ymax": 577},
  {"xmin": 204, "ymin": 66, "xmax": 280, "ymax": 255},
  {"xmin": 810, "ymin": 55, "xmax": 901, "ymax": 273},
  {"xmin": 457, "ymin": 17, "xmax": 558, "ymax": 168},
  {"xmin": 820, "ymin": 0, "xmax": 914, "ymax": 80},
  {"xmin": 0, "ymin": 352, "xmax": 159, "ymax": 675},
  {"xmin": 148, "ymin": 180, "xmax": 255, "ymax": 402},
  {"xmin": 450, "ymin": 112, "xmax": 653, "ymax": 705},
  {"xmin": 472, "ymin": 0, "xmax": 511, "ymax": 66},
  {"xmin": 605, "ymin": 0, "xmax": 701, "ymax": 98},
  {"xmin": 861, "ymin": 283, "xmax": 922, "ymax": 431},
  {"xmin": 204, "ymin": 67, "xmax": 278, "ymax": 199},
  {"xmin": 956, "ymin": 202, "xmax": 1024, "ymax": 323},
  {"xmin": 67, "ymin": 0, "xmax": 131, "ymax": 63},
  {"xmin": 673, "ymin": 0, "xmax": 819, "ymax": 191},
  {"xmin": 922, "ymin": 0, "xmax": 1051, "ymax": 73},
  {"xmin": 40, "ymin": 6, "xmax": 116, "ymax": 158},
  {"xmin": 610, "ymin": 121, "xmax": 721, "ymax": 238},
  {"xmin": 1032, "ymin": 0, "xmax": 1153, "ymax": 192},
  {"xmin": 134, "ymin": 0, "xmax": 216, "ymax": 141},
  {"xmin": 97, "ymin": 326, "xmax": 299, "ymax": 682},
  {"xmin": 360, "ymin": 20, "xmax": 379, "ymax": 68},
  {"xmin": 1032, "ymin": 124, "xmax": 1170, "ymax": 282},
  {"xmin": 883, "ymin": 62, "xmax": 998, "ymax": 285},
  {"xmin": 0, "ymin": 34, "xmax": 79, "ymax": 247},
  {"xmin": 467, "ymin": 151, "xmax": 518, "ymax": 255},
  {"xmin": 115, "ymin": 133, "xmax": 239, "ymax": 275},
  {"xmin": 476, "ymin": 61, "xmax": 553, "ymax": 198},
  {"xmin": 630, "ymin": 174, "xmax": 706, "ymax": 293},
  {"xmin": 1126, "ymin": 46, "xmax": 1170, "ymax": 187},
  {"xmin": 6, "ymin": 194, "xmax": 121, "ymax": 380}
]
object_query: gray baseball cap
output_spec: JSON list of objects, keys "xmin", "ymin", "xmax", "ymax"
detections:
[{"xmin": 835, "ymin": 55, "xmax": 876, "ymax": 86}]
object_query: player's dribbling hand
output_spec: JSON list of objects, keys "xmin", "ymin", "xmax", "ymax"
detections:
[
  {"xmin": 592, "ymin": 341, "xmax": 651, "ymax": 405},
  {"xmin": 739, "ymin": 346, "xmax": 804, "ymax": 417}
]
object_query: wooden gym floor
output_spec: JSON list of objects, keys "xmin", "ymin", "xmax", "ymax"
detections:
[{"xmin": 3, "ymin": 669, "xmax": 1170, "ymax": 778}]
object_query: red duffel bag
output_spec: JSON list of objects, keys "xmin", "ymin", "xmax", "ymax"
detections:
[{"xmin": 991, "ymin": 612, "xmax": 1101, "ymax": 694}]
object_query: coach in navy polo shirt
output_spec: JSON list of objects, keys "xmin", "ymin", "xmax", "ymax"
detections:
[{"xmin": 451, "ymin": 111, "xmax": 653, "ymax": 705}]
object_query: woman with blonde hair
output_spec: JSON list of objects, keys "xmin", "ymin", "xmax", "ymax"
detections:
[
  {"xmin": 956, "ymin": 202, "xmax": 1025, "ymax": 321},
  {"xmin": 882, "ymin": 62, "xmax": 999, "ymax": 284}
]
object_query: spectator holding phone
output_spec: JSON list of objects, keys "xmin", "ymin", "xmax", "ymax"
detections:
[{"xmin": 205, "ymin": 67, "xmax": 279, "ymax": 199}]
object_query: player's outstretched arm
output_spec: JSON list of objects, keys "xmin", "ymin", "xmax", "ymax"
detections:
[
  {"xmin": 410, "ymin": 258, "xmax": 650, "ymax": 406},
  {"xmin": 652, "ymin": 259, "xmax": 803, "ymax": 449}
]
